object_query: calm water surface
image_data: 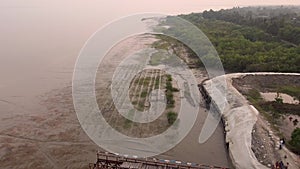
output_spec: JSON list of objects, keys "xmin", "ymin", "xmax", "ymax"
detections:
[{"xmin": 0, "ymin": 2, "xmax": 232, "ymax": 168}]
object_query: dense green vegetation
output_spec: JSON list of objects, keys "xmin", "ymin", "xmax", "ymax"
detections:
[
  {"xmin": 289, "ymin": 128, "xmax": 300, "ymax": 154},
  {"xmin": 179, "ymin": 6, "xmax": 300, "ymax": 73},
  {"xmin": 201, "ymin": 7, "xmax": 300, "ymax": 45},
  {"xmin": 165, "ymin": 75, "xmax": 177, "ymax": 108}
]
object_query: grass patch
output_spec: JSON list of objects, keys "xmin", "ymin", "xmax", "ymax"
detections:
[
  {"xmin": 245, "ymin": 87, "xmax": 300, "ymax": 139},
  {"xmin": 165, "ymin": 75, "xmax": 179, "ymax": 92},
  {"xmin": 172, "ymin": 87, "xmax": 179, "ymax": 92},
  {"xmin": 141, "ymin": 91, "xmax": 148, "ymax": 98},
  {"xmin": 164, "ymin": 74, "xmax": 178, "ymax": 108},
  {"xmin": 149, "ymin": 52, "xmax": 164, "ymax": 66},
  {"xmin": 124, "ymin": 119, "xmax": 132, "ymax": 129},
  {"xmin": 246, "ymin": 88, "xmax": 262, "ymax": 104},
  {"xmin": 166, "ymin": 89, "xmax": 175, "ymax": 108},
  {"xmin": 278, "ymin": 86, "xmax": 300, "ymax": 101},
  {"xmin": 259, "ymin": 102, "xmax": 300, "ymax": 116},
  {"xmin": 167, "ymin": 111, "xmax": 177, "ymax": 125},
  {"xmin": 137, "ymin": 101, "xmax": 145, "ymax": 111},
  {"xmin": 154, "ymin": 77, "xmax": 160, "ymax": 89},
  {"xmin": 166, "ymin": 74, "xmax": 172, "ymax": 82},
  {"xmin": 287, "ymin": 128, "xmax": 300, "ymax": 155},
  {"xmin": 123, "ymin": 110, "xmax": 134, "ymax": 129},
  {"xmin": 152, "ymin": 40, "xmax": 170, "ymax": 50},
  {"xmin": 142, "ymin": 77, "xmax": 151, "ymax": 86},
  {"xmin": 245, "ymin": 88, "xmax": 281, "ymax": 131}
]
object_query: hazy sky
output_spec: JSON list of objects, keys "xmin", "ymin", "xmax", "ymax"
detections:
[
  {"xmin": 1, "ymin": 1, "xmax": 300, "ymax": 15},
  {"xmin": 0, "ymin": 0, "xmax": 300, "ymax": 98}
]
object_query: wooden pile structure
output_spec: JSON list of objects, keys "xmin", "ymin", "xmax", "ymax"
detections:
[{"xmin": 89, "ymin": 151, "xmax": 229, "ymax": 169}]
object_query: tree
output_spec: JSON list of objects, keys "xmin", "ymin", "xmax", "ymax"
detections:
[{"xmin": 275, "ymin": 92, "xmax": 283, "ymax": 104}]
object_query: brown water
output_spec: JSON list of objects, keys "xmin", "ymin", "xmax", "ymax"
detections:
[{"xmin": 0, "ymin": 2, "xmax": 235, "ymax": 168}]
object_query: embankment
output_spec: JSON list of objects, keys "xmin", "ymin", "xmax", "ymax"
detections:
[{"xmin": 199, "ymin": 73, "xmax": 299, "ymax": 169}]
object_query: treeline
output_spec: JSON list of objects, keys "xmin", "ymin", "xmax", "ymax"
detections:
[
  {"xmin": 179, "ymin": 6, "xmax": 300, "ymax": 73},
  {"xmin": 202, "ymin": 6, "xmax": 300, "ymax": 45}
]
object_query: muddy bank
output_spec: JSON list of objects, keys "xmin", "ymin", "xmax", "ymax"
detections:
[
  {"xmin": 94, "ymin": 34, "xmax": 230, "ymax": 166},
  {"xmin": 232, "ymin": 73, "xmax": 300, "ymax": 93}
]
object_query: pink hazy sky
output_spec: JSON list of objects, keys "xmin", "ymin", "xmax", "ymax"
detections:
[
  {"xmin": 1, "ymin": 0, "xmax": 299, "ymax": 27},
  {"xmin": 0, "ymin": 0, "xmax": 299, "ymax": 92},
  {"xmin": 1, "ymin": 1, "xmax": 300, "ymax": 14}
]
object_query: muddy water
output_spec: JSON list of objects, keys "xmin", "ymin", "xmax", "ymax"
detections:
[{"xmin": 0, "ymin": 10, "xmax": 229, "ymax": 169}]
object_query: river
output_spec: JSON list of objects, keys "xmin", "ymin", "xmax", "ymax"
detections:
[{"xmin": 0, "ymin": 2, "xmax": 231, "ymax": 168}]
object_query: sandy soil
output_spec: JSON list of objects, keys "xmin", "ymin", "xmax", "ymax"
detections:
[
  {"xmin": 260, "ymin": 92, "xmax": 299, "ymax": 104},
  {"xmin": 279, "ymin": 114, "xmax": 300, "ymax": 144}
]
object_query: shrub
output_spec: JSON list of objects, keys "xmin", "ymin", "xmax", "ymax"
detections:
[
  {"xmin": 167, "ymin": 111, "xmax": 177, "ymax": 125},
  {"xmin": 172, "ymin": 87, "xmax": 179, "ymax": 92},
  {"xmin": 141, "ymin": 91, "xmax": 148, "ymax": 98},
  {"xmin": 289, "ymin": 128, "xmax": 300, "ymax": 154},
  {"xmin": 166, "ymin": 75, "xmax": 172, "ymax": 82}
]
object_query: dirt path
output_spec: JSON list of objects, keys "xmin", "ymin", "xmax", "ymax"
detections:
[{"xmin": 253, "ymin": 114, "xmax": 300, "ymax": 168}]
